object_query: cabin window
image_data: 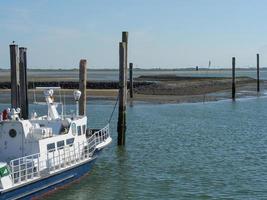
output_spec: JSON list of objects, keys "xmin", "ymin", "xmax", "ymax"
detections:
[
  {"xmin": 82, "ymin": 125, "xmax": 86, "ymax": 135},
  {"xmin": 71, "ymin": 123, "xmax": 76, "ymax": 136},
  {"xmin": 9, "ymin": 129, "xmax": 17, "ymax": 138},
  {"xmin": 77, "ymin": 126, "xmax": 82, "ymax": 136},
  {"xmin": 47, "ymin": 143, "xmax": 55, "ymax": 151},
  {"xmin": 57, "ymin": 140, "xmax": 65, "ymax": 149},
  {"xmin": 66, "ymin": 138, "xmax": 74, "ymax": 146},
  {"xmin": 0, "ymin": 166, "xmax": 10, "ymax": 177}
]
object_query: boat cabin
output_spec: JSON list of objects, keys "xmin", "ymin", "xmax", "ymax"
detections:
[{"xmin": 0, "ymin": 89, "xmax": 88, "ymax": 162}]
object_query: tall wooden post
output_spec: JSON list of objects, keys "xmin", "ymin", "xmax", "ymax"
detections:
[
  {"xmin": 122, "ymin": 32, "xmax": 128, "ymax": 60},
  {"xmin": 257, "ymin": 54, "xmax": 260, "ymax": 92},
  {"xmin": 122, "ymin": 31, "xmax": 128, "ymax": 82},
  {"xmin": 232, "ymin": 57, "xmax": 236, "ymax": 101},
  {"xmin": 79, "ymin": 59, "xmax": 87, "ymax": 116},
  {"xmin": 129, "ymin": 63, "xmax": 133, "ymax": 98},
  {"xmin": 19, "ymin": 47, "xmax": 28, "ymax": 119},
  {"xmin": 10, "ymin": 44, "xmax": 20, "ymax": 108},
  {"xmin": 117, "ymin": 42, "xmax": 127, "ymax": 145}
]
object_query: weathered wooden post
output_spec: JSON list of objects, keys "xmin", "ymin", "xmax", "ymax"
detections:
[
  {"xmin": 121, "ymin": 31, "xmax": 129, "ymax": 97},
  {"xmin": 232, "ymin": 57, "xmax": 236, "ymax": 101},
  {"xmin": 257, "ymin": 53, "xmax": 260, "ymax": 92},
  {"xmin": 9, "ymin": 44, "xmax": 20, "ymax": 108},
  {"xmin": 117, "ymin": 42, "xmax": 127, "ymax": 145},
  {"xmin": 129, "ymin": 63, "xmax": 134, "ymax": 98},
  {"xmin": 79, "ymin": 59, "xmax": 87, "ymax": 116},
  {"xmin": 19, "ymin": 47, "xmax": 28, "ymax": 119},
  {"xmin": 122, "ymin": 32, "xmax": 128, "ymax": 82}
]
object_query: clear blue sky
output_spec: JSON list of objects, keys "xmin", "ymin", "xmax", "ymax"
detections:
[{"xmin": 0, "ymin": 0, "xmax": 267, "ymax": 69}]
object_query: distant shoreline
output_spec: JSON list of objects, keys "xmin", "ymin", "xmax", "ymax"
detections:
[{"xmin": 0, "ymin": 68, "xmax": 266, "ymax": 71}]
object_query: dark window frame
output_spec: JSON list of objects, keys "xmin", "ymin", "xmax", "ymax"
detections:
[
  {"xmin": 57, "ymin": 140, "xmax": 65, "ymax": 149},
  {"xmin": 77, "ymin": 126, "xmax": 82, "ymax": 136},
  {"xmin": 47, "ymin": 143, "xmax": 55, "ymax": 151},
  {"xmin": 82, "ymin": 125, "xmax": 86, "ymax": 135},
  {"xmin": 66, "ymin": 138, "xmax": 75, "ymax": 146}
]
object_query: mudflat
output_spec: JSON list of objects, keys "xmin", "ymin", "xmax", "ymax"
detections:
[{"xmin": 0, "ymin": 74, "xmax": 264, "ymax": 104}]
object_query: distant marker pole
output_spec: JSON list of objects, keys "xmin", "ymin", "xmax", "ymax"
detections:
[
  {"xmin": 257, "ymin": 54, "xmax": 260, "ymax": 92},
  {"xmin": 129, "ymin": 63, "xmax": 134, "ymax": 98},
  {"xmin": 232, "ymin": 57, "xmax": 236, "ymax": 101}
]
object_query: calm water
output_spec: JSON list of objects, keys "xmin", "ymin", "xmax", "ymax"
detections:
[{"xmin": 2, "ymin": 97, "xmax": 267, "ymax": 199}]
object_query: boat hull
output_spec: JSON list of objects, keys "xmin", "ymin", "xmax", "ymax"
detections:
[{"xmin": 0, "ymin": 157, "xmax": 97, "ymax": 200}]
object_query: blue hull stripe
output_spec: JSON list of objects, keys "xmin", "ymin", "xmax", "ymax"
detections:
[
  {"xmin": 0, "ymin": 157, "xmax": 97, "ymax": 200},
  {"xmin": 8, "ymin": 175, "xmax": 75, "ymax": 200}
]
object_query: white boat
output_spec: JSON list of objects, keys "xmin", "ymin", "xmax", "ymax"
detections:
[{"xmin": 0, "ymin": 88, "xmax": 112, "ymax": 200}]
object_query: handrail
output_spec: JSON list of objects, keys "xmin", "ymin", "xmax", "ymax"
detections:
[
  {"xmin": 92, "ymin": 124, "xmax": 110, "ymax": 146},
  {"xmin": 8, "ymin": 123, "xmax": 110, "ymax": 185}
]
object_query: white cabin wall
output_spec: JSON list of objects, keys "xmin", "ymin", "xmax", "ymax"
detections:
[
  {"xmin": 30, "ymin": 119, "xmax": 65, "ymax": 135},
  {"xmin": 0, "ymin": 122, "xmax": 24, "ymax": 161},
  {"xmin": 0, "ymin": 121, "xmax": 41, "ymax": 161}
]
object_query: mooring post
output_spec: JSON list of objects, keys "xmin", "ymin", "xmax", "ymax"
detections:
[
  {"xmin": 79, "ymin": 59, "xmax": 87, "ymax": 116},
  {"xmin": 232, "ymin": 57, "xmax": 236, "ymax": 101},
  {"xmin": 9, "ymin": 44, "xmax": 20, "ymax": 109},
  {"xmin": 122, "ymin": 32, "xmax": 128, "ymax": 60},
  {"xmin": 129, "ymin": 63, "xmax": 134, "ymax": 98},
  {"xmin": 122, "ymin": 31, "xmax": 128, "ymax": 81},
  {"xmin": 19, "ymin": 47, "xmax": 28, "ymax": 119},
  {"xmin": 117, "ymin": 42, "xmax": 127, "ymax": 145},
  {"xmin": 257, "ymin": 54, "xmax": 260, "ymax": 92}
]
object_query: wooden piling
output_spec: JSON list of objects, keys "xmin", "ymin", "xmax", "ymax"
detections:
[
  {"xmin": 9, "ymin": 44, "xmax": 20, "ymax": 108},
  {"xmin": 79, "ymin": 59, "xmax": 87, "ymax": 116},
  {"xmin": 232, "ymin": 57, "xmax": 236, "ymax": 101},
  {"xmin": 122, "ymin": 32, "xmax": 128, "ymax": 57},
  {"xmin": 19, "ymin": 47, "xmax": 28, "ymax": 119},
  {"xmin": 129, "ymin": 63, "xmax": 133, "ymax": 98},
  {"xmin": 257, "ymin": 54, "xmax": 260, "ymax": 92},
  {"xmin": 122, "ymin": 31, "xmax": 128, "ymax": 81},
  {"xmin": 117, "ymin": 42, "xmax": 127, "ymax": 145}
]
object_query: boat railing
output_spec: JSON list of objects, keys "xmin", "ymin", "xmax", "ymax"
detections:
[
  {"xmin": 9, "ymin": 124, "xmax": 110, "ymax": 185},
  {"xmin": 46, "ymin": 140, "xmax": 96, "ymax": 173},
  {"xmin": 9, "ymin": 153, "xmax": 43, "ymax": 185},
  {"xmin": 93, "ymin": 124, "xmax": 110, "ymax": 146}
]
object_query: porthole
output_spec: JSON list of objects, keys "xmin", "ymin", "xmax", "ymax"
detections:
[{"xmin": 9, "ymin": 129, "xmax": 17, "ymax": 138}]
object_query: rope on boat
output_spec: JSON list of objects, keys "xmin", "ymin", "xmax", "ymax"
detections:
[{"xmin": 108, "ymin": 93, "xmax": 119, "ymax": 123}]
